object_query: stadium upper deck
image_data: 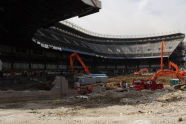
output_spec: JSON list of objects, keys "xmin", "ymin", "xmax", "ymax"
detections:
[
  {"xmin": 0, "ymin": 0, "xmax": 101, "ymax": 44},
  {"xmin": 33, "ymin": 21, "xmax": 185, "ymax": 59}
]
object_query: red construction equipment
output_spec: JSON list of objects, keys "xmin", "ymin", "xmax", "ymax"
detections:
[
  {"xmin": 168, "ymin": 61, "xmax": 179, "ymax": 72},
  {"xmin": 160, "ymin": 40, "xmax": 166, "ymax": 71},
  {"xmin": 134, "ymin": 68, "xmax": 149, "ymax": 75},
  {"xmin": 132, "ymin": 80, "xmax": 163, "ymax": 91},
  {"xmin": 132, "ymin": 62, "xmax": 184, "ymax": 91},
  {"xmin": 148, "ymin": 62, "xmax": 186, "ymax": 82},
  {"xmin": 147, "ymin": 47, "xmax": 185, "ymax": 82},
  {"xmin": 69, "ymin": 53, "xmax": 124, "ymax": 94},
  {"xmin": 133, "ymin": 40, "xmax": 186, "ymax": 91},
  {"xmin": 70, "ymin": 53, "xmax": 91, "ymax": 74},
  {"xmin": 70, "ymin": 53, "xmax": 111, "ymax": 94}
]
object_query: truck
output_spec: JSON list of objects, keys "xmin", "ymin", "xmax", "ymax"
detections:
[
  {"xmin": 74, "ymin": 74, "xmax": 109, "ymax": 94},
  {"xmin": 132, "ymin": 80, "xmax": 163, "ymax": 91}
]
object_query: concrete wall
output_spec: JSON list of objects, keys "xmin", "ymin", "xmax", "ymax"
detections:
[{"xmin": 0, "ymin": 76, "xmax": 73, "ymax": 102}]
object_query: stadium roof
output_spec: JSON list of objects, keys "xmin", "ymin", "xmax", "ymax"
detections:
[
  {"xmin": 61, "ymin": 21, "xmax": 182, "ymax": 39},
  {"xmin": 0, "ymin": 0, "xmax": 101, "ymax": 44}
]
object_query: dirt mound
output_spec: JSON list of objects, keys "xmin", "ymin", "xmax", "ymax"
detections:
[
  {"xmin": 109, "ymin": 75, "xmax": 177, "ymax": 84},
  {"xmin": 0, "ymin": 87, "xmax": 185, "ymax": 124}
]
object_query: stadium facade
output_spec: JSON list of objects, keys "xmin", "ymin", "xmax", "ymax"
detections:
[
  {"xmin": 0, "ymin": 20, "xmax": 184, "ymax": 75},
  {"xmin": 31, "ymin": 21, "xmax": 185, "ymax": 75},
  {"xmin": 0, "ymin": 0, "xmax": 185, "ymax": 76}
]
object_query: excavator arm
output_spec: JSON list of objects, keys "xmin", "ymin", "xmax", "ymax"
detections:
[
  {"xmin": 148, "ymin": 68, "xmax": 186, "ymax": 82},
  {"xmin": 148, "ymin": 70, "xmax": 178, "ymax": 81},
  {"xmin": 147, "ymin": 61, "xmax": 183, "ymax": 81},
  {"xmin": 70, "ymin": 53, "xmax": 91, "ymax": 74},
  {"xmin": 134, "ymin": 41, "xmax": 186, "ymax": 91},
  {"xmin": 168, "ymin": 62, "xmax": 179, "ymax": 72}
]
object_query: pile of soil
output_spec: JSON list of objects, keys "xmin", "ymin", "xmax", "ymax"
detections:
[{"xmin": 109, "ymin": 75, "xmax": 177, "ymax": 85}]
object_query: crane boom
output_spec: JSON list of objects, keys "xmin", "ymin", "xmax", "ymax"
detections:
[
  {"xmin": 160, "ymin": 40, "xmax": 165, "ymax": 71},
  {"xmin": 148, "ymin": 62, "xmax": 186, "ymax": 82},
  {"xmin": 148, "ymin": 70, "xmax": 177, "ymax": 81},
  {"xmin": 147, "ymin": 40, "xmax": 186, "ymax": 82},
  {"xmin": 70, "ymin": 53, "xmax": 91, "ymax": 74},
  {"xmin": 168, "ymin": 61, "xmax": 179, "ymax": 72},
  {"xmin": 133, "ymin": 40, "xmax": 186, "ymax": 91}
]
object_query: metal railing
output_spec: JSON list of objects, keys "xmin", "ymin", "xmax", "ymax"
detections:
[{"xmin": 60, "ymin": 20, "xmax": 181, "ymax": 39}]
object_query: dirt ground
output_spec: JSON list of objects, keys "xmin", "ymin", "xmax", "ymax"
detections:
[
  {"xmin": 0, "ymin": 87, "xmax": 186, "ymax": 124},
  {"xmin": 109, "ymin": 75, "xmax": 178, "ymax": 85}
]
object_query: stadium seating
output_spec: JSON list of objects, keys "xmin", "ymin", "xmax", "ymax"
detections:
[{"xmin": 33, "ymin": 21, "xmax": 185, "ymax": 59}]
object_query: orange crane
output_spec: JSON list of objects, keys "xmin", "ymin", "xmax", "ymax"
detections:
[
  {"xmin": 148, "ymin": 62, "xmax": 186, "ymax": 82},
  {"xmin": 70, "ymin": 53, "xmax": 91, "ymax": 74},
  {"xmin": 168, "ymin": 61, "xmax": 179, "ymax": 72},
  {"xmin": 69, "ymin": 53, "xmax": 121, "ymax": 94},
  {"xmin": 147, "ymin": 40, "xmax": 186, "ymax": 82},
  {"xmin": 133, "ymin": 40, "xmax": 186, "ymax": 90},
  {"xmin": 69, "ymin": 53, "xmax": 93, "ymax": 94}
]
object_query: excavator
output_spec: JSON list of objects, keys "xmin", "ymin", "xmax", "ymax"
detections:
[
  {"xmin": 70, "ymin": 53, "xmax": 91, "ymax": 74},
  {"xmin": 70, "ymin": 53, "xmax": 109, "ymax": 94},
  {"xmin": 69, "ymin": 53, "xmax": 124, "ymax": 94},
  {"xmin": 148, "ymin": 62, "xmax": 186, "ymax": 82},
  {"xmin": 134, "ymin": 68, "xmax": 149, "ymax": 75},
  {"xmin": 69, "ymin": 53, "xmax": 93, "ymax": 94},
  {"xmin": 133, "ymin": 41, "xmax": 186, "ymax": 91},
  {"xmin": 133, "ymin": 62, "xmax": 186, "ymax": 91}
]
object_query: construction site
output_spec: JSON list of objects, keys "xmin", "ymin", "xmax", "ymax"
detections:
[{"xmin": 1, "ymin": 0, "xmax": 186, "ymax": 124}]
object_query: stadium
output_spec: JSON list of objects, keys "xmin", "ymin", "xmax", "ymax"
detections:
[
  {"xmin": 0, "ymin": 0, "xmax": 185, "ymax": 76},
  {"xmin": 0, "ymin": 20, "xmax": 185, "ymax": 75},
  {"xmin": 32, "ymin": 21, "xmax": 185, "ymax": 75},
  {"xmin": 1, "ymin": 0, "xmax": 186, "ymax": 123}
]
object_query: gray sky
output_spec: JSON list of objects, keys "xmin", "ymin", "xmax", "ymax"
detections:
[{"xmin": 68, "ymin": 0, "xmax": 186, "ymax": 36}]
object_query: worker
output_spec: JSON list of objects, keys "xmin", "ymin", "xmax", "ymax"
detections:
[{"xmin": 121, "ymin": 80, "xmax": 127, "ymax": 88}]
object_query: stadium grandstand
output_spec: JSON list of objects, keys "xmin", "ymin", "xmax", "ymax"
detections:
[
  {"xmin": 31, "ymin": 21, "xmax": 185, "ymax": 75},
  {"xmin": 0, "ymin": 0, "xmax": 185, "ymax": 76}
]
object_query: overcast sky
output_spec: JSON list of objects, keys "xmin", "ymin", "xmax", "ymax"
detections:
[{"xmin": 68, "ymin": 0, "xmax": 186, "ymax": 36}]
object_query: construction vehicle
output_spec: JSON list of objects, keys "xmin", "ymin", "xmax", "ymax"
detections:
[
  {"xmin": 70, "ymin": 53, "xmax": 91, "ymax": 74},
  {"xmin": 104, "ymin": 80, "xmax": 122, "ymax": 90},
  {"xmin": 70, "ymin": 53, "xmax": 110, "ymax": 94},
  {"xmin": 134, "ymin": 68, "xmax": 149, "ymax": 75},
  {"xmin": 70, "ymin": 53, "xmax": 125, "ymax": 94},
  {"xmin": 75, "ymin": 74, "xmax": 108, "ymax": 86},
  {"xmin": 132, "ymin": 80, "xmax": 163, "ymax": 91},
  {"xmin": 133, "ymin": 62, "xmax": 186, "ymax": 90},
  {"xmin": 133, "ymin": 61, "xmax": 186, "ymax": 91},
  {"xmin": 133, "ymin": 40, "xmax": 186, "ymax": 91}
]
